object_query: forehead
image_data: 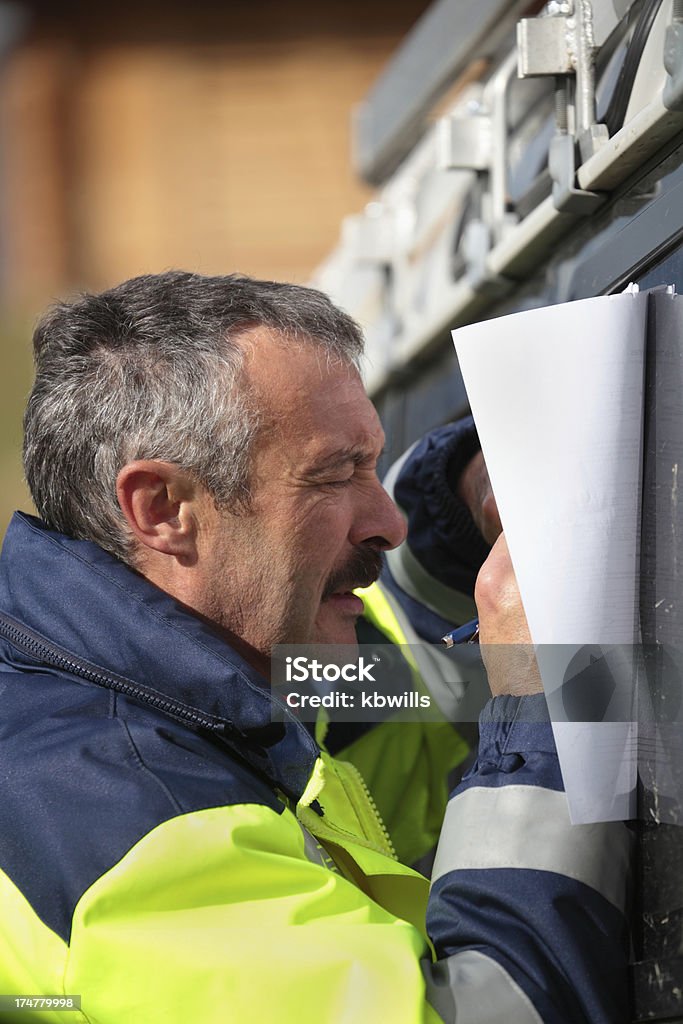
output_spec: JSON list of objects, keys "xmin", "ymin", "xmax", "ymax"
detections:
[{"xmin": 241, "ymin": 328, "xmax": 383, "ymax": 457}]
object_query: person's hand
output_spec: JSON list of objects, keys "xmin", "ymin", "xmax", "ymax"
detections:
[
  {"xmin": 474, "ymin": 533, "xmax": 543, "ymax": 697},
  {"xmin": 456, "ymin": 450, "xmax": 502, "ymax": 546}
]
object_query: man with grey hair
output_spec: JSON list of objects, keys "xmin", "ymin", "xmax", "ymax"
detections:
[{"xmin": 0, "ymin": 271, "xmax": 630, "ymax": 1023}]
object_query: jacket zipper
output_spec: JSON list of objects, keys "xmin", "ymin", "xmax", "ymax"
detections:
[
  {"xmin": 298, "ymin": 752, "xmax": 397, "ymax": 860},
  {"xmin": 0, "ymin": 612, "xmax": 228, "ymax": 734},
  {"xmin": 338, "ymin": 759, "xmax": 397, "ymax": 860},
  {"xmin": 312, "ymin": 713, "xmax": 395, "ymax": 857}
]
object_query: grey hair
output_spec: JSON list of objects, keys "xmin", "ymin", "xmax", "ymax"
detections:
[{"xmin": 23, "ymin": 270, "xmax": 364, "ymax": 563}]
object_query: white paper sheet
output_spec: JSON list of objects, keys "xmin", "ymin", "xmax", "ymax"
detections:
[{"xmin": 453, "ymin": 292, "xmax": 649, "ymax": 823}]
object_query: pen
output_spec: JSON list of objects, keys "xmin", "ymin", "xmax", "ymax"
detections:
[{"xmin": 441, "ymin": 618, "xmax": 479, "ymax": 648}]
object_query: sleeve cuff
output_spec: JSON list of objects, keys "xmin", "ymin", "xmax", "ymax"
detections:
[
  {"xmin": 481, "ymin": 693, "xmax": 551, "ymax": 725},
  {"xmin": 478, "ymin": 694, "xmax": 558, "ymax": 759}
]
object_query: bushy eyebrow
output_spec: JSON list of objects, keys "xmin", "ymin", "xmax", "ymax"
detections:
[{"xmin": 306, "ymin": 442, "xmax": 385, "ymax": 477}]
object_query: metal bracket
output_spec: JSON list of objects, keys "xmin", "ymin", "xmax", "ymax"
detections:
[
  {"xmin": 437, "ymin": 113, "xmax": 492, "ymax": 172},
  {"xmin": 548, "ymin": 134, "xmax": 605, "ymax": 214},
  {"xmin": 461, "ymin": 220, "xmax": 514, "ymax": 296},
  {"xmin": 517, "ymin": 14, "xmax": 575, "ymax": 77},
  {"xmin": 663, "ymin": 22, "xmax": 683, "ymax": 112},
  {"xmin": 518, "ymin": 1, "xmax": 608, "ymax": 161},
  {"xmin": 349, "ymin": 203, "xmax": 396, "ymax": 265},
  {"xmin": 439, "ymin": 51, "xmax": 518, "ymax": 289}
]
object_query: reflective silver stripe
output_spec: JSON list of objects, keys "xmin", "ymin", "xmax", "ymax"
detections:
[
  {"xmin": 385, "ymin": 540, "xmax": 478, "ymax": 625},
  {"xmin": 432, "ymin": 785, "xmax": 631, "ymax": 913},
  {"xmin": 423, "ymin": 949, "xmax": 543, "ymax": 1024},
  {"xmin": 381, "ymin": 443, "xmax": 479, "ymax": 627},
  {"xmin": 377, "ymin": 581, "xmax": 488, "ymax": 722}
]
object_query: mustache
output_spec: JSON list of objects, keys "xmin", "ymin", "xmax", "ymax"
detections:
[{"xmin": 322, "ymin": 546, "xmax": 383, "ymax": 600}]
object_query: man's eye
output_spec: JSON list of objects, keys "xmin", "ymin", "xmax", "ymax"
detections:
[{"xmin": 324, "ymin": 478, "xmax": 352, "ymax": 489}]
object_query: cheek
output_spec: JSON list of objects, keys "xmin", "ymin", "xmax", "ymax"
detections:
[
  {"xmin": 257, "ymin": 491, "xmax": 354, "ymax": 586},
  {"xmin": 288, "ymin": 494, "xmax": 351, "ymax": 544},
  {"xmin": 292, "ymin": 512, "xmax": 352, "ymax": 583}
]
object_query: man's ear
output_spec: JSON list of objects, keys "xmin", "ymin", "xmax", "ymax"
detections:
[{"xmin": 116, "ymin": 461, "xmax": 201, "ymax": 560}]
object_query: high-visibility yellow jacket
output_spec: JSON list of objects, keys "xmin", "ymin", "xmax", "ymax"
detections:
[{"xmin": 0, "ymin": 513, "xmax": 632, "ymax": 1023}]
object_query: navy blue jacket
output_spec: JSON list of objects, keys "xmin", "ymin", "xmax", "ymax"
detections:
[{"xmin": 0, "ymin": 421, "xmax": 632, "ymax": 1022}]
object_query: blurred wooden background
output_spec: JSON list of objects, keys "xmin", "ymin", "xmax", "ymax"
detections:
[{"xmin": 0, "ymin": 0, "xmax": 430, "ymax": 539}]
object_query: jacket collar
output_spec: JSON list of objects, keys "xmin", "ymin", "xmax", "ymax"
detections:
[{"xmin": 0, "ymin": 512, "xmax": 319, "ymax": 801}]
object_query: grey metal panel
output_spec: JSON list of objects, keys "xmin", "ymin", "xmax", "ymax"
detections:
[
  {"xmin": 354, "ymin": 0, "xmax": 531, "ymax": 186},
  {"xmin": 567, "ymin": 174, "xmax": 683, "ymax": 300},
  {"xmin": 374, "ymin": 338, "xmax": 469, "ymax": 477},
  {"xmin": 632, "ymin": 289, "xmax": 683, "ymax": 1023}
]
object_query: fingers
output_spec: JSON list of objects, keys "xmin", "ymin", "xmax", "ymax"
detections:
[
  {"xmin": 456, "ymin": 451, "xmax": 502, "ymax": 546},
  {"xmin": 475, "ymin": 534, "xmax": 529, "ymax": 644},
  {"xmin": 479, "ymin": 491, "xmax": 502, "ymax": 547},
  {"xmin": 475, "ymin": 534, "xmax": 543, "ymax": 697}
]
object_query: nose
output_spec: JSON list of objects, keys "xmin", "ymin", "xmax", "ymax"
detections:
[{"xmin": 349, "ymin": 478, "xmax": 408, "ymax": 551}]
